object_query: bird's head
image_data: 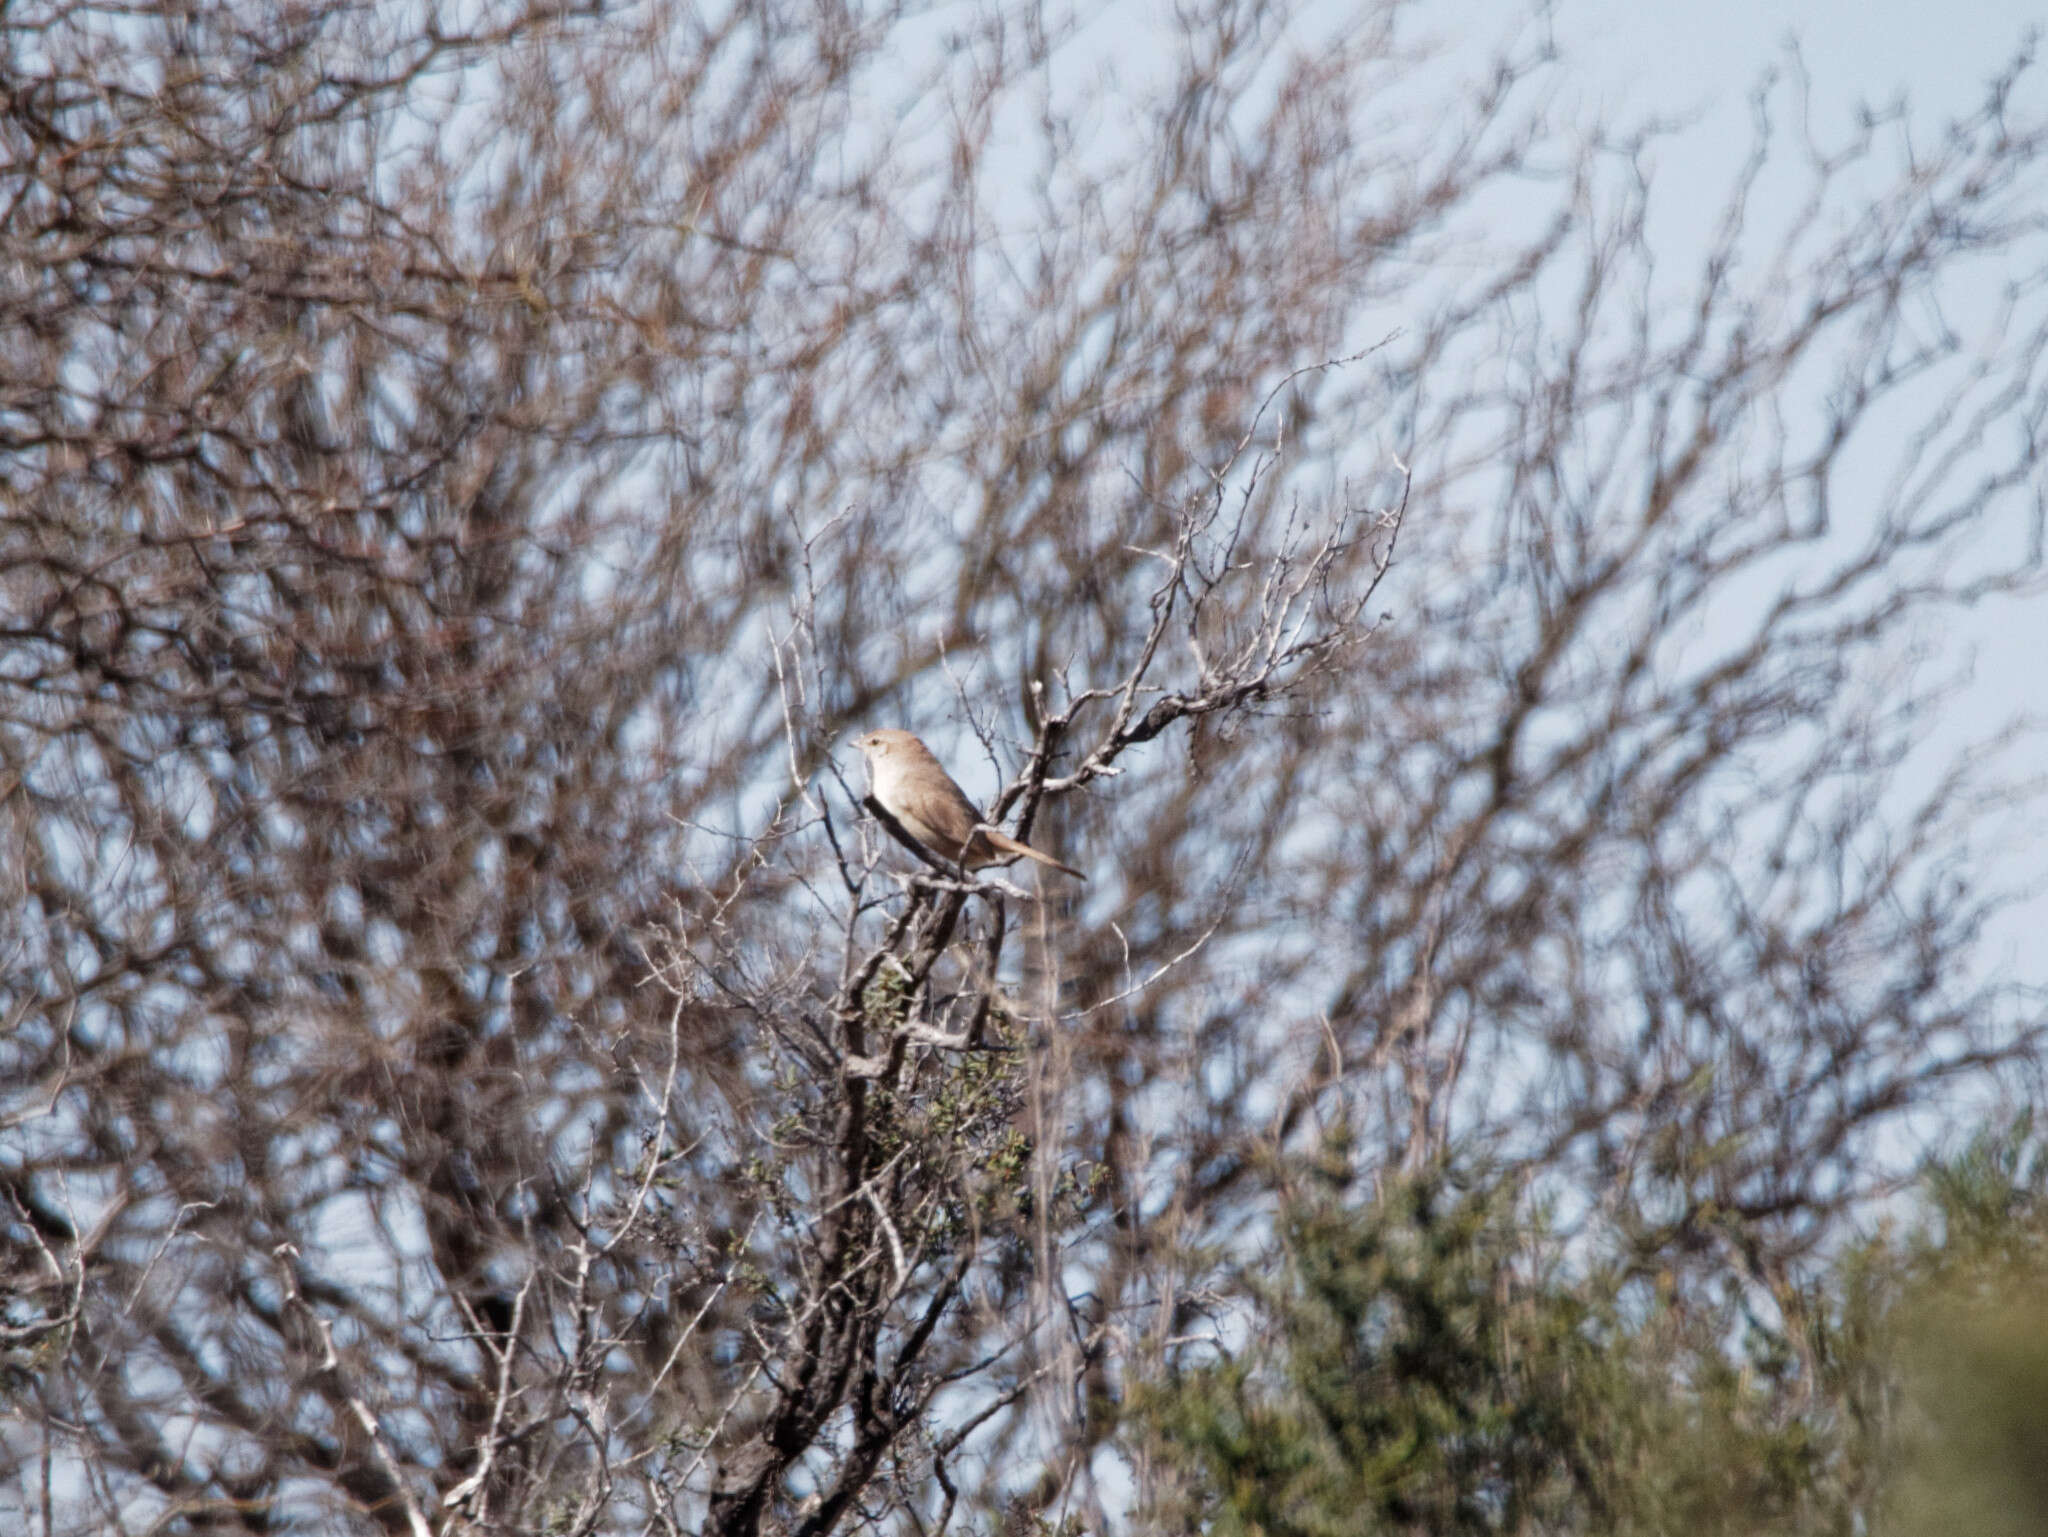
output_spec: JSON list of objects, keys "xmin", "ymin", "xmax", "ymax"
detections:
[{"xmin": 853, "ymin": 728, "xmax": 918, "ymax": 763}]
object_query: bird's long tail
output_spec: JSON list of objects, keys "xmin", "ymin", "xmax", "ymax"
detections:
[{"xmin": 986, "ymin": 829, "xmax": 1085, "ymax": 881}]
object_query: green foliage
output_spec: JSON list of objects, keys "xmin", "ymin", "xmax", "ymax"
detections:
[
  {"xmin": 1137, "ymin": 1124, "xmax": 2048, "ymax": 1537},
  {"xmin": 1886, "ymin": 1117, "xmax": 2048, "ymax": 1537},
  {"xmin": 862, "ymin": 961, "xmax": 917, "ymax": 1031},
  {"xmin": 1133, "ymin": 1161, "xmax": 1876, "ymax": 1537},
  {"xmin": 1137, "ymin": 1171, "xmax": 1610, "ymax": 1535}
]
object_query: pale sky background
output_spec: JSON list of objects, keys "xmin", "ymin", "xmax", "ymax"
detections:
[
  {"xmin": 1560, "ymin": 0, "xmax": 2034, "ymax": 116},
  {"xmin": 1307, "ymin": 0, "xmax": 2048, "ymax": 987},
  {"xmin": 1552, "ymin": 0, "xmax": 2048, "ymax": 977},
  {"xmin": 1282, "ymin": 1, "xmax": 2048, "ymax": 984}
]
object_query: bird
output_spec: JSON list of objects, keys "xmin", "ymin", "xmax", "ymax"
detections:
[{"xmin": 852, "ymin": 729, "xmax": 1084, "ymax": 880}]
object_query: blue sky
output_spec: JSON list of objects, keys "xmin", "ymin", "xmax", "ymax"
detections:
[
  {"xmin": 1510, "ymin": 0, "xmax": 2048, "ymax": 976},
  {"xmin": 1558, "ymin": 0, "xmax": 2036, "ymax": 119}
]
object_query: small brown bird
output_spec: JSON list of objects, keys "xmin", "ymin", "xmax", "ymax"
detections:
[{"xmin": 853, "ymin": 729, "xmax": 1084, "ymax": 880}]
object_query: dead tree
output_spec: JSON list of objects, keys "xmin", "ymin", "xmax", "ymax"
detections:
[{"xmin": 2, "ymin": 2, "xmax": 2044, "ymax": 1533}]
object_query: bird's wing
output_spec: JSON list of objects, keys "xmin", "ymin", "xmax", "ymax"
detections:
[{"xmin": 926, "ymin": 774, "xmax": 988, "ymax": 845}]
